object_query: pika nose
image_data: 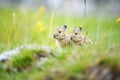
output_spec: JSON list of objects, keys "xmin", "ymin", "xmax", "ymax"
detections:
[
  {"xmin": 53, "ymin": 35, "xmax": 56, "ymax": 39},
  {"xmin": 70, "ymin": 37, "xmax": 72, "ymax": 40}
]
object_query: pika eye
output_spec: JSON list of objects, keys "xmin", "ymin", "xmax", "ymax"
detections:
[
  {"xmin": 58, "ymin": 31, "xmax": 61, "ymax": 33},
  {"xmin": 75, "ymin": 33, "xmax": 77, "ymax": 35}
]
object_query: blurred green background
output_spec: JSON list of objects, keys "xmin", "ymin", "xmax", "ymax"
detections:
[
  {"xmin": 0, "ymin": 0, "xmax": 120, "ymax": 80},
  {"xmin": 0, "ymin": 0, "xmax": 120, "ymax": 51}
]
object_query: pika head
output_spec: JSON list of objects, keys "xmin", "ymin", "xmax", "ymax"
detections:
[
  {"xmin": 53, "ymin": 25, "xmax": 67, "ymax": 40},
  {"xmin": 70, "ymin": 27, "xmax": 83, "ymax": 42}
]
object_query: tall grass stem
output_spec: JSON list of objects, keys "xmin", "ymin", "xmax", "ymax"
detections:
[{"xmin": 48, "ymin": 11, "xmax": 54, "ymax": 38}]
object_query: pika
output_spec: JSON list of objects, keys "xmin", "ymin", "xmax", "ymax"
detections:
[
  {"xmin": 70, "ymin": 27, "xmax": 93, "ymax": 46},
  {"xmin": 53, "ymin": 25, "xmax": 71, "ymax": 48}
]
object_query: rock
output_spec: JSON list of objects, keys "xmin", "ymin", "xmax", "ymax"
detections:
[
  {"xmin": 86, "ymin": 59, "xmax": 120, "ymax": 80},
  {"xmin": 0, "ymin": 44, "xmax": 53, "ymax": 62}
]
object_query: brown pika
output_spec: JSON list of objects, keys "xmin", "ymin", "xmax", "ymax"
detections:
[
  {"xmin": 70, "ymin": 27, "xmax": 93, "ymax": 46},
  {"xmin": 53, "ymin": 25, "xmax": 71, "ymax": 48}
]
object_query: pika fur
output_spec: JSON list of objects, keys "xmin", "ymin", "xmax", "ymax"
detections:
[
  {"xmin": 70, "ymin": 27, "xmax": 93, "ymax": 46},
  {"xmin": 53, "ymin": 25, "xmax": 71, "ymax": 48}
]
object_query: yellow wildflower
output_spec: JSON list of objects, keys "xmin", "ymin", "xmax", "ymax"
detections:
[
  {"xmin": 36, "ymin": 21, "xmax": 44, "ymax": 32},
  {"xmin": 39, "ymin": 6, "xmax": 45, "ymax": 13},
  {"xmin": 116, "ymin": 17, "xmax": 120, "ymax": 23}
]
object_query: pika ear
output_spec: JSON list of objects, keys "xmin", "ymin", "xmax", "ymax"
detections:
[
  {"xmin": 79, "ymin": 27, "xmax": 82, "ymax": 32},
  {"xmin": 63, "ymin": 25, "xmax": 67, "ymax": 30}
]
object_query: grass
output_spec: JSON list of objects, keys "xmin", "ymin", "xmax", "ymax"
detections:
[{"xmin": 0, "ymin": 8, "xmax": 120, "ymax": 80}]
